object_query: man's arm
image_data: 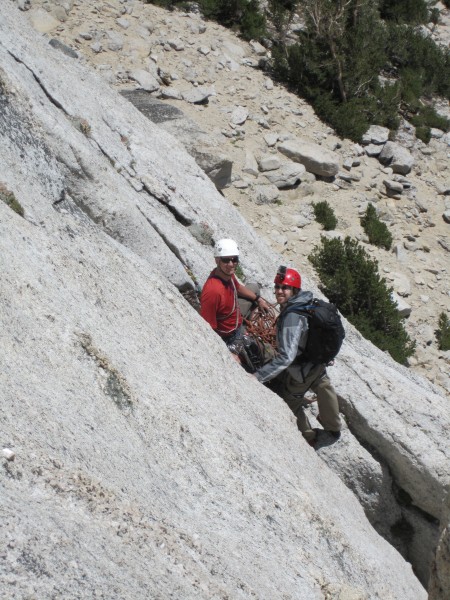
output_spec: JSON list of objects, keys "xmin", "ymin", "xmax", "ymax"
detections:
[
  {"xmin": 236, "ymin": 282, "xmax": 270, "ymax": 312},
  {"xmin": 255, "ymin": 313, "xmax": 307, "ymax": 383}
]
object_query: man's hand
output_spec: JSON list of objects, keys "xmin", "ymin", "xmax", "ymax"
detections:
[{"xmin": 257, "ymin": 297, "xmax": 270, "ymax": 313}]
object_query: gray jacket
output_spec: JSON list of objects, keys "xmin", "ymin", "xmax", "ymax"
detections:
[{"xmin": 255, "ymin": 290, "xmax": 315, "ymax": 384}]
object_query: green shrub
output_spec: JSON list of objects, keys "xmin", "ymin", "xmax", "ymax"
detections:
[
  {"xmin": 430, "ymin": 8, "xmax": 440, "ymax": 26},
  {"xmin": 411, "ymin": 105, "xmax": 450, "ymax": 133},
  {"xmin": 313, "ymin": 201, "xmax": 337, "ymax": 231},
  {"xmin": 436, "ymin": 312, "xmax": 450, "ymax": 351},
  {"xmin": 410, "ymin": 105, "xmax": 450, "ymax": 143},
  {"xmin": 314, "ymin": 96, "xmax": 369, "ymax": 142},
  {"xmin": 144, "ymin": 0, "xmax": 177, "ymax": 7},
  {"xmin": 238, "ymin": 2, "xmax": 266, "ymax": 40},
  {"xmin": 145, "ymin": 0, "xmax": 266, "ymax": 39},
  {"xmin": 309, "ymin": 236, "xmax": 415, "ymax": 364},
  {"xmin": 0, "ymin": 184, "xmax": 24, "ymax": 217},
  {"xmin": 360, "ymin": 203, "xmax": 393, "ymax": 250},
  {"xmin": 415, "ymin": 125, "xmax": 431, "ymax": 144}
]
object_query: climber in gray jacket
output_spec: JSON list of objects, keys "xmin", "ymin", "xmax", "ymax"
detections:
[{"xmin": 255, "ymin": 266, "xmax": 342, "ymax": 446}]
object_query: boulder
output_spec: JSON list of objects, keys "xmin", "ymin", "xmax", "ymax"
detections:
[
  {"xmin": 57, "ymin": 0, "xmax": 74, "ymax": 12},
  {"xmin": 392, "ymin": 292, "xmax": 412, "ymax": 317},
  {"xmin": 258, "ymin": 154, "xmax": 281, "ymax": 172},
  {"xmin": 249, "ymin": 40, "xmax": 266, "ymax": 55},
  {"xmin": 379, "ymin": 141, "xmax": 415, "ymax": 175},
  {"xmin": 106, "ymin": 30, "xmax": 124, "ymax": 52},
  {"xmin": 264, "ymin": 133, "xmax": 278, "ymax": 147},
  {"xmin": 362, "ymin": 125, "xmax": 390, "ymax": 145},
  {"xmin": 278, "ymin": 139, "xmax": 339, "ymax": 177},
  {"xmin": 90, "ymin": 41, "xmax": 102, "ymax": 53},
  {"xmin": 430, "ymin": 128, "xmax": 444, "ymax": 139},
  {"xmin": 220, "ymin": 39, "xmax": 247, "ymax": 60},
  {"xmin": 50, "ymin": 5, "xmax": 68, "ymax": 22},
  {"xmin": 365, "ymin": 143, "xmax": 383, "ymax": 157},
  {"xmin": 130, "ymin": 69, "xmax": 160, "ymax": 93},
  {"xmin": 391, "ymin": 272, "xmax": 412, "ymax": 297},
  {"xmin": 168, "ymin": 38, "xmax": 185, "ymax": 51},
  {"xmin": 437, "ymin": 183, "xmax": 450, "ymax": 196},
  {"xmin": 159, "ymin": 87, "xmax": 183, "ymax": 100},
  {"xmin": 29, "ymin": 8, "xmax": 60, "ymax": 33},
  {"xmin": 384, "ymin": 179, "xmax": 404, "ymax": 196},
  {"xmin": 182, "ymin": 87, "xmax": 215, "ymax": 104},
  {"xmin": 230, "ymin": 106, "xmax": 248, "ymax": 126},
  {"xmin": 189, "ymin": 147, "xmax": 233, "ymax": 190},
  {"xmin": 264, "ymin": 162, "xmax": 306, "ymax": 189},
  {"xmin": 116, "ymin": 17, "xmax": 130, "ymax": 29},
  {"xmin": 253, "ymin": 183, "xmax": 280, "ymax": 204},
  {"xmin": 242, "ymin": 150, "xmax": 258, "ymax": 177},
  {"xmin": 393, "ymin": 243, "xmax": 408, "ymax": 263}
]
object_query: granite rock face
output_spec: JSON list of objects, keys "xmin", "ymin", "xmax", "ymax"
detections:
[
  {"xmin": 121, "ymin": 91, "xmax": 232, "ymax": 189},
  {"xmin": 0, "ymin": 5, "xmax": 448, "ymax": 598},
  {"xmin": 429, "ymin": 490, "xmax": 450, "ymax": 600}
]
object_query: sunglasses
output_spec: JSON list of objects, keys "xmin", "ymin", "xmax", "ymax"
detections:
[
  {"xmin": 274, "ymin": 284, "xmax": 292, "ymax": 291},
  {"xmin": 220, "ymin": 256, "xmax": 239, "ymax": 264}
]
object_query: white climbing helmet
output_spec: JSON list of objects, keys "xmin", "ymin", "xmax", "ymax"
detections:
[{"xmin": 214, "ymin": 238, "xmax": 240, "ymax": 257}]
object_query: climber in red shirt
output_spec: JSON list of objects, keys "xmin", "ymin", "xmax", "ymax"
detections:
[{"xmin": 200, "ymin": 238, "xmax": 269, "ymax": 347}]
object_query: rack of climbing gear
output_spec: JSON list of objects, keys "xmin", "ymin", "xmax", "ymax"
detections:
[{"xmin": 244, "ymin": 304, "xmax": 279, "ymax": 350}]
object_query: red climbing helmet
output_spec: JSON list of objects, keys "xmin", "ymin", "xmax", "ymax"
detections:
[{"xmin": 274, "ymin": 265, "xmax": 301, "ymax": 289}]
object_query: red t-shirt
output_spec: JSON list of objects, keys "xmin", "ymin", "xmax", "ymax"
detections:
[{"xmin": 200, "ymin": 271, "xmax": 243, "ymax": 335}]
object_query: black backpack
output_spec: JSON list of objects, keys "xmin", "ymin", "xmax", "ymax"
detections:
[{"xmin": 283, "ymin": 299, "xmax": 345, "ymax": 364}]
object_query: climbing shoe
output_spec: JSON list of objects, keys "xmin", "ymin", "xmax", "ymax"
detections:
[{"xmin": 317, "ymin": 415, "xmax": 341, "ymax": 439}]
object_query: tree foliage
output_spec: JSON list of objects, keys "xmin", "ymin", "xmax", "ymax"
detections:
[
  {"xmin": 436, "ymin": 312, "xmax": 450, "ymax": 351},
  {"xmin": 379, "ymin": 0, "xmax": 429, "ymax": 24},
  {"xmin": 270, "ymin": 0, "xmax": 450, "ymax": 141},
  {"xmin": 360, "ymin": 203, "xmax": 393, "ymax": 250},
  {"xmin": 146, "ymin": 0, "xmax": 450, "ymax": 141},
  {"xmin": 267, "ymin": 0, "xmax": 300, "ymax": 43},
  {"xmin": 309, "ymin": 236, "xmax": 415, "ymax": 364}
]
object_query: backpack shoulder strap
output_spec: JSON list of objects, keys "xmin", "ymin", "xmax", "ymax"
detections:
[{"xmin": 282, "ymin": 303, "xmax": 315, "ymax": 319}]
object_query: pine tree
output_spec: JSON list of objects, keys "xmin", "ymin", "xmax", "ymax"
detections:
[{"xmin": 309, "ymin": 236, "xmax": 415, "ymax": 364}]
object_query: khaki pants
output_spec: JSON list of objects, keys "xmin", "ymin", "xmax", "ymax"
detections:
[{"xmin": 275, "ymin": 364, "xmax": 341, "ymax": 442}]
